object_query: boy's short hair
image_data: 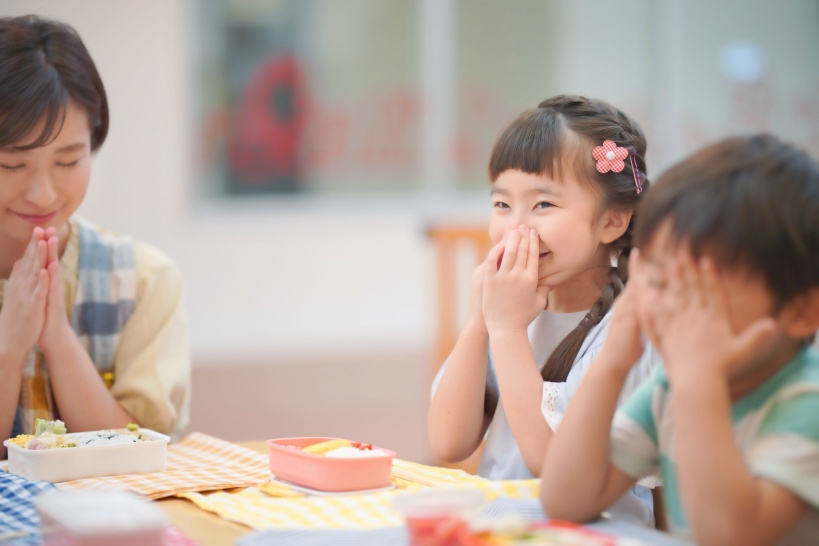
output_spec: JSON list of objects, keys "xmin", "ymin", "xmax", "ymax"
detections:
[
  {"xmin": 0, "ymin": 15, "xmax": 108, "ymax": 150},
  {"xmin": 634, "ymin": 134, "xmax": 819, "ymax": 306}
]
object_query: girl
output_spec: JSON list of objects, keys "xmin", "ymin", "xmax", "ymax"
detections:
[
  {"xmin": 0, "ymin": 15, "xmax": 190, "ymax": 455},
  {"xmin": 428, "ymin": 95, "xmax": 658, "ymax": 525}
]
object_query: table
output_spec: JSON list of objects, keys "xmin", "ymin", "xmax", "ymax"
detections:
[
  {"xmin": 157, "ymin": 440, "xmax": 266, "ymax": 545},
  {"xmin": 159, "ymin": 496, "xmax": 249, "ymax": 545},
  {"xmin": 157, "ymin": 441, "xmax": 689, "ymax": 546},
  {"xmin": 3, "ymin": 439, "xmax": 687, "ymax": 546}
]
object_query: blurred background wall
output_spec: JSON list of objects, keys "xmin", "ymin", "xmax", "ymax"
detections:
[{"xmin": 2, "ymin": 0, "xmax": 817, "ymax": 464}]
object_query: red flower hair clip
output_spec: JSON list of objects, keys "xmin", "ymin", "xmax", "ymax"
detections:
[
  {"xmin": 592, "ymin": 140, "xmax": 628, "ymax": 173},
  {"xmin": 592, "ymin": 140, "xmax": 644, "ymax": 194}
]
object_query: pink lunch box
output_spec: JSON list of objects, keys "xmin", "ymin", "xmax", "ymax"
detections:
[{"xmin": 266, "ymin": 436, "xmax": 396, "ymax": 492}]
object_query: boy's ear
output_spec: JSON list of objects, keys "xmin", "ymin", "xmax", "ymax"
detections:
[
  {"xmin": 599, "ymin": 209, "xmax": 633, "ymax": 245},
  {"xmin": 782, "ymin": 288, "xmax": 819, "ymax": 338}
]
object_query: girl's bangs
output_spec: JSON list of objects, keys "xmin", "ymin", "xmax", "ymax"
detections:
[{"xmin": 488, "ymin": 110, "xmax": 595, "ymax": 188}]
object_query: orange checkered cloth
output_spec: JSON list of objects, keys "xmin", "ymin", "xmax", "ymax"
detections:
[{"xmin": 53, "ymin": 432, "xmax": 270, "ymax": 500}]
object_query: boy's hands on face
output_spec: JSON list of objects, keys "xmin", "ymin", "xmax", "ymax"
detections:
[
  {"xmin": 482, "ymin": 225, "xmax": 550, "ymax": 335},
  {"xmin": 653, "ymin": 250, "xmax": 777, "ymax": 383},
  {"xmin": 38, "ymin": 228, "xmax": 71, "ymax": 351},
  {"xmin": 0, "ymin": 228, "xmax": 49, "ymax": 360}
]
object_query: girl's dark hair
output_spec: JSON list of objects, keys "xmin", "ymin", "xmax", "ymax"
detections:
[
  {"xmin": 484, "ymin": 95, "xmax": 650, "ymax": 413},
  {"xmin": 635, "ymin": 134, "xmax": 819, "ymax": 309},
  {"xmin": 0, "ymin": 15, "xmax": 108, "ymax": 150}
]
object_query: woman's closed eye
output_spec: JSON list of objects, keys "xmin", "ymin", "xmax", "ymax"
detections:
[
  {"xmin": 0, "ymin": 163, "xmax": 24, "ymax": 172},
  {"xmin": 56, "ymin": 158, "xmax": 83, "ymax": 168}
]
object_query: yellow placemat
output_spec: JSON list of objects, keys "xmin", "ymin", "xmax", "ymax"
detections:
[{"xmin": 178, "ymin": 459, "xmax": 539, "ymax": 530}]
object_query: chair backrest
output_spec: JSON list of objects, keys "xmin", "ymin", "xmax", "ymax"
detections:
[
  {"xmin": 425, "ymin": 223, "xmax": 492, "ymax": 378},
  {"xmin": 425, "ymin": 223, "xmax": 492, "ymax": 475}
]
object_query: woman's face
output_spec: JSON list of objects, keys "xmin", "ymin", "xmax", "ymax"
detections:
[{"xmin": 0, "ymin": 101, "xmax": 92, "ymax": 248}]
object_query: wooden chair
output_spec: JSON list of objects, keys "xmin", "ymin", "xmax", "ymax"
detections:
[
  {"xmin": 425, "ymin": 223, "xmax": 493, "ymax": 371},
  {"xmin": 425, "ymin": 223, "xmax": 492, "ymax": 474},
  {"xmin": 652, "ymin": 488, "xmax": 668, "ymax": 531}
]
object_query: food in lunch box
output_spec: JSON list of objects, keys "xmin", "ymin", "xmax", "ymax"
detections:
[
  {"xmin": 35, "ymin": 419, "xmax": 67, "ymax": 436},
  {"xmin": 7, "ymin": 434, "xmax": 34, "ymax": 448},
  {"xmin": 302, "ymin": 439, "xmax": 390, "ymax": 458},
  {"xmin": 8, "ymin": 419, "xmax": 152, "ymax": 450},
  {"xmin": 324, "ymin": 446, "xmax": 391, "ymax": 458},
  {"xmin": 302, "ymin": 439, "xmax": 353, "ymax": 454}
]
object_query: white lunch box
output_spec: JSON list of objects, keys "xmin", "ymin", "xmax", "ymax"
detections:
[{"xmin": 3, "ymin": 428, "xmax": 170, "ymax": 482}]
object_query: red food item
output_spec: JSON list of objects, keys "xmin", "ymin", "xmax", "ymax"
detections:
[{"xmin": 406, "ymin": 515, "xmax": 482, "ymax": 546}]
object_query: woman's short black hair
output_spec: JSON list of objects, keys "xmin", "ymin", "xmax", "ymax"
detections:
[
  {"xmin": 635, "ymin": 133, "xmax": 819, "ymax": 306},
  {"xmin": 0, "ymin": 15, "xmax": 108, "ymax": 150}
]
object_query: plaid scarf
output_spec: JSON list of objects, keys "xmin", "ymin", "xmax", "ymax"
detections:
[{"xmin": 11, "ymin": 219, "xmax": 136, "ymax": 436}]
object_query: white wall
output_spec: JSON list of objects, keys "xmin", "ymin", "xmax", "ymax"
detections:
[
  {"xmin": 4, "ymin": 0, "xmax": 818, "ymax": 363},
  {"xmin": 1, "ymin": 0, "xmax": 446, "ymax": 363}
]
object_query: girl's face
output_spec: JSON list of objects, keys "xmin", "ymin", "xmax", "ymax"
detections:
[
  {"xmin": 0, "ymin": 101, "xmax": 92, "ymax": 248},
  {"xmin": 489, "ymin": 169, "xmax": 623, "ymax": 290}
]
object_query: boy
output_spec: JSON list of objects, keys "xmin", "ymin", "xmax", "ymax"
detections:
[{"xmin": 541, "ymin": 134, "xmax": 819, "ymax": 545}]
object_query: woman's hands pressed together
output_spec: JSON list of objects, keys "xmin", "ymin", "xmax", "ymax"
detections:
[
  {"xmin": 482, "ymin": 225, "xmax": 550, "ymax": 336},
  {"xmin": 0, "ymin": 227, "xmax": 51, "ymax": 361},
  {"xmin": 0, "ymin": 227, "xmax": 72, "ymax": 362},
  {"xmin": 39, "ymin": 228, "xmax": 72, "ymax": 351}
]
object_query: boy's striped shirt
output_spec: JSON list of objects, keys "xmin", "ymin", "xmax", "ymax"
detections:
[{"xmin": 611, "ymin": 348, "xmax": 819, "ymax": 542}]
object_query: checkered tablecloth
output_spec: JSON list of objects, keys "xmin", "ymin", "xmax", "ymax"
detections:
[
  {"xmin": 0, "ymin": 472, "xmax": 55, "ymax": 546},
  {"xmin": 54, "ymin": 432, "xmax": 271, "ymax": 499},
  {"xmin": 3, "ymin": 434, "xmax": 540, "ymax": 536},
  {"xmin": 1, "ymin": 433, "xmax": 271, "ymax": 500},
  {"xmin": 235, "ymin": 499, "xmax": 692, "ymax": 546},
  {"xmin": 0, "ymin": 471, "xmax": 200, "ymax": 546},
  {"xmin": 179, "ymin": 458, "xmax": 540, "ymax": 531}
]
